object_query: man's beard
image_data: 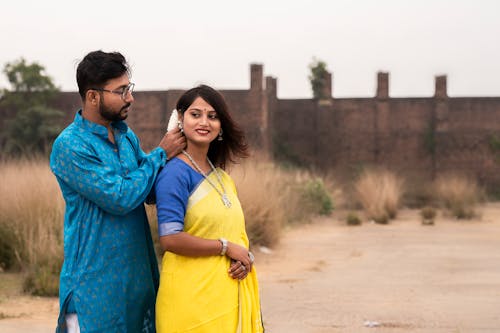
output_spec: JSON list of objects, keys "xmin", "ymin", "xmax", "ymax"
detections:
[{"xmin": 99, "ymin": 102, "xmax": 130, "ymax": 122}]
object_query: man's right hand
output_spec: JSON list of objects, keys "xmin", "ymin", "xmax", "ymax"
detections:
[{"xmin": 159, "ymin": 127, "xmax": 186, "ymax": 159}]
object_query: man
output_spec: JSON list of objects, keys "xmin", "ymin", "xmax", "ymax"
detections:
[{"xmin": 50, "ymin": 50, "xmax": 185, "ymax": 332}]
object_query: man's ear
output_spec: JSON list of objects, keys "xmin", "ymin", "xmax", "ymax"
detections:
[{"xmin": 86, "ymin": 90, "xmax": 99, "ymax": 106}]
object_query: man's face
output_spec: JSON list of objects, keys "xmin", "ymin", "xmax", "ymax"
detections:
[{"xmin": 98, "ymin": 74, "xmax": 134, "ymax": 122}]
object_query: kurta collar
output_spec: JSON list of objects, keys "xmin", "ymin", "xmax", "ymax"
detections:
[{"xmin": 74, "ymin": 109, "xmax": 128, "ymax": 139}]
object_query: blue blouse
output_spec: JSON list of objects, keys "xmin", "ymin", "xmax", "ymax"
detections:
[
  {"xmin": 154, "ymin": 157, "xmax": 204, "ymax": 236},
  {"xmin": 50, "ymin": 110, "xmax": 166, "ymax": 332}
]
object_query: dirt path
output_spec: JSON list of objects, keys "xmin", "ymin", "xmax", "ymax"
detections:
[
  {"xmin": 2, "ymin": 205, "xmax": 500, "ymax": 332},
  {"xmin": 257, "ymin": 206, "xmax": 500, "ymax": 332}
]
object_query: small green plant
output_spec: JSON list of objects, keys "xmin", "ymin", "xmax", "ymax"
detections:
[
  {"xmin": 420, "ymin": 206, "xmax": 437, "ymax": 225},
  {"xmin": 488, "ymin": 134, "xmax": 500, "ymax": 152},
  {"xmin": 308, "ymin": 57, "xmax": 330, "ymax": 100},
  {"xmin": 300, "ymin": 178, "xmax": 334, "ymax": 216},
  {"xmin": 346, "ymin": 212, "xmax": 361, "ymax": 226}
]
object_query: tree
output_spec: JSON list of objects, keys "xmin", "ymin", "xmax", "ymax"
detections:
[
  {"xmin": 308, "ymin": 58, "xmax": 329, "ymax": 99},
  {"xmin": 0, "ymin": 58, "xmax": 63, "ymax": 156}
]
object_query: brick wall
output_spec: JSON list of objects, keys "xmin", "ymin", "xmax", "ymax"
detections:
[{"xmin": 4, "ymin": 65, "xmax": 500, "ymax": 189}]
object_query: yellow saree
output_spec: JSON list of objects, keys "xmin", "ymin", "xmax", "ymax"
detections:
[{"xmin": 156, "ymin": 169, "xmax": 264, "ymax": 333}]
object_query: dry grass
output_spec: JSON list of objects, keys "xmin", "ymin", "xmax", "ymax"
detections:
[
  {"xmin": 434, "ymin": 173, "xmax": 483, "ymax": 219},
  {"xmin": 321, "ymin": 172, "xmax": 346, "ymax": 210},
  {"xmin": 354, "ymin": 168, "xmax": 404, "ymax": 223},
  {"xmin": 0, "ymin": 156, "xmax": 339, "ymax": 295},
  {"xmin": 0, "ymin": 158, "xmax": 64, "ymax": 295},
  {"xmin": 148, "ymin": 157, "xmax": 338, "ymax": 249},
  {"xmin": 232, "ymin": 159, "xmax": 288, "ymax": 247},
  {"xmin": 0, "ymin": 158, "xmax": 64, "ymax": 270},
  {"xmin": 145, "ymin": 204, "xmax": 162, "ymax": 256},
  {"xmin": 232, "ymin": 158, "xmax": 340, "ymax": 246},
  {"xmin": 146, "ymin": 159, "xmax": 294, "ymax": 250}
]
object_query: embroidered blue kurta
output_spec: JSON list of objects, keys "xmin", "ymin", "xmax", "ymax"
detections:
[{"xmin": 50, "ymin": 110, "xmax": 166, "ymax": 333}]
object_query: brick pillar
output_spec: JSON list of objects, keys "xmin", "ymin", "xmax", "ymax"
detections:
[
  {"xmin": 433, "ymin": 74, "xmax": 449, "ymax": 179},
  {"xmin": 250, "ymin": 63, "xmax": 264, "ymax": 91},
  {"xmin": 434, "ymin": 75, "xmax": 447, "ymax": 99},
  {"xmin": 376, "ymin": 72, "xmax": 389, "ymax": 99},
  {"xmin": 247, "ymin": 64, "xmax": 265, "ymax": 150},
  {"xmin": 266, "ymin": 76, "xmax": 277, "ymax": 99},
  {"xmin": 322, "ymin": 71, "xmax": 332, "ymax": 99},
  {"xmin": 375, "ymin": 72, "xmax": 390, "ymax": 163},
  {"xmin": 265, "ymin": 76, "xmax": 278, "ymax": 157}
]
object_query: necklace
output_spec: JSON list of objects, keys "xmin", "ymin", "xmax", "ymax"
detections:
[{"xmin": 182, "ymin": 150, "xmax": 232, "ymax": 208}]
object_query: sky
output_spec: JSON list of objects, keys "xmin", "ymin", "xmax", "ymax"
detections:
[{"xmin": 1, "ymin": 0, "xmax": 499, "ymax": 98}]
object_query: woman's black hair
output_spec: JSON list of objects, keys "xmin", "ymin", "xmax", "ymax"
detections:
[{"xmin": 176, "ymin": 85, "xmax": 249, "ymax": 169}]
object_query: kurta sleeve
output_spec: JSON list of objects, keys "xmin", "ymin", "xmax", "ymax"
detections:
[{"xmin": 50, "ymin": 131, "xmax": 167, "ymax": 216}]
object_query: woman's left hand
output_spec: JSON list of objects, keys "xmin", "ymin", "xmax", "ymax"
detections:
[{"xmin": 229, "ymin": 259, "xmax": 249, "ymax": 280}]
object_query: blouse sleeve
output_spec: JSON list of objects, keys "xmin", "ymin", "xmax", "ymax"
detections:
[{"xmin": 154, "ymin": 163, "xmax": 189, "ymax": 236}]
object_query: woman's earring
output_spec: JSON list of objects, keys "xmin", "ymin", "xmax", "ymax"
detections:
[
  {"xmin": 178, "ymin": 121, "xmax": 184, "ymax": 133},
  {"xmin": 218, "ymin": 129, "xmax": 223, "ymax": 141}
]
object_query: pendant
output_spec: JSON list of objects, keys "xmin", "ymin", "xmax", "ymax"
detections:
[{"xmin": 221, "ymin": 194, "xmax": 232, "ymax": 208}]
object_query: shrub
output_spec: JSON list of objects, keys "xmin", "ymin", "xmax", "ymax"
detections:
[
  {"xmin": 434, "ymin": 174, "xmax": 482, "ymax": 220},
  {"xmin": 372, "ymin": 213, "xmax": 390, "ymax": 224},
  {"xmin": 299, "ymin": 178, "xmax": 334, "ymax": 216},
  {"xmin": 346, "ymin": 212, "xmax": 361, "ymax": 226},
  {"xmin": 420, "ymin": 206, "xmax": 437, "ymax": 225},
  {"xmin": 23, "ymin": 256, "xmax": 62, "ymax": 296},
  {"xmin": 0, "ymin": 223, "xmax": 18, "ymax": 270},
  {"xmin": 354, "ymin": 168, "xmax": 404, "ymax": 224}
]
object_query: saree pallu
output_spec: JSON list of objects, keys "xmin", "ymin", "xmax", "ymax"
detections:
[{"xmin": 156, "ymin": 169, "xmax": 264, "ymax": 333}]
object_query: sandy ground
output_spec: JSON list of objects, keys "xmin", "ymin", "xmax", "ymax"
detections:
[{"xmin": 1, "ymin": 204, "xmax": 500, "ymax": 332}]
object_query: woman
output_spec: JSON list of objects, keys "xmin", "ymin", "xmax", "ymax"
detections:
[{"xmin": 154, "ymin": 85, "xmax": 264, "ymax": 332}]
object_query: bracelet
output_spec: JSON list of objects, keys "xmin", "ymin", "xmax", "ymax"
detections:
[
  {"xmin": 218, "ymin": 238, "xmax": 228, "ymax": 256},
  {"xmin": 248, "ymin": 251, "xmax": 255, "ymax": 263}
]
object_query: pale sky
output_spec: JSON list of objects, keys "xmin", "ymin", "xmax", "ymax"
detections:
[{"xmin": 1, "ymin": 0, "xmax": 499, "ymax": 98}]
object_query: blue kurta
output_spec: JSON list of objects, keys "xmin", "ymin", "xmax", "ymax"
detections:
[{"xmin": 50, "ymin": 110, "xmax": 166, "ymax": 333}]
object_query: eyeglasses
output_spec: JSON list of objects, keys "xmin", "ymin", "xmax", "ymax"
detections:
[{"xmin": 90, "ymin": 82, "xmax": 135, "ymax": 100}]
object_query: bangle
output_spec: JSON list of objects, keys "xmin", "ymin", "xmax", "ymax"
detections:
[
  {"xmin": 218, "ymin": 238, "xmax": 228, "ymax": 256},
  {"xmin": 248, "ymin": 251, "xmax": 254, "ymax": 263}
]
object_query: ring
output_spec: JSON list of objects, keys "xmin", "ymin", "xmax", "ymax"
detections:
[
  {"xmin": 248, "ymin": 252, "xmax": 255, "ymax": 264},
  {"xmin": 241, "ymin": 265, "xmax": 246, "ymax": 271}
]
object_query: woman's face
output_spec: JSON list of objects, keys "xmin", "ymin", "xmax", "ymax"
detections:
[{"xmin": 181, "ymin": 96, "xmax": 221, "ymax": 148}]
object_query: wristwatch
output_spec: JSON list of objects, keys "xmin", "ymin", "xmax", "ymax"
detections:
[{"xmin": 219, "ymin": 238, "xmax": 228, "ymax": 256}]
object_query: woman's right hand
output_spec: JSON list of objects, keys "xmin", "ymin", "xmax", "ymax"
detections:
[{"xmin": 226, "ymin": 242, "xmax": 253, "ymax": 273}]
